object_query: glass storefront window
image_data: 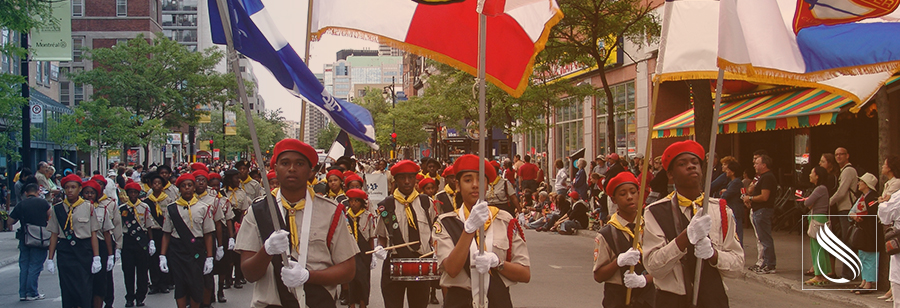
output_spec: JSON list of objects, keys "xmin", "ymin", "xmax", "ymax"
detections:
[
  {"xmin": 594, "ymin": 81, "xmax": 635, "ymax": 156},
  {"xmin": 555, "ymin": 97, "xmax": 584, "ymax": 159}
]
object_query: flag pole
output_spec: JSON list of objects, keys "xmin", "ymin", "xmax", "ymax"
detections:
[
  {"xmin": 624, "ymin": 79, "xmax": 659, "ymax": 305},
  {"xmin": 298, "ymin": 0, "xmax": 314, "ymax": 142},
  {"xmin": 692, "ymin": 69, "xmax": 725, "ymax": 306},
  {"xmin": 475, "ymin": 9, "xmax": 489, "ymax": 308},
  {"xmin": 214, "ymin": 0, "xmax": 305, "ymax": 306}
]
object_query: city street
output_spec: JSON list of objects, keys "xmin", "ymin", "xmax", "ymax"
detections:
[{"xmin": 0, "ymin": 229, "xmax": 859, "ymax": 307}]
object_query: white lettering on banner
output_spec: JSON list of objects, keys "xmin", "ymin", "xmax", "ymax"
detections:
[
  {"xmin": 365, "ymin": 173, "xmax": 388, "ymax": 212},
  {"xmin": 322, "ymin": 89, "xmax": 342, "ymax": 112}
]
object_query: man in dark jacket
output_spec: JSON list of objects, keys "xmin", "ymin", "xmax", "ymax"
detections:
[{"xmin": 9, "ymin": 180, "xmax": 51, "ymax": 301}]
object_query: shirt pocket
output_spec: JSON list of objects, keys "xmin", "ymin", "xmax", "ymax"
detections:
[{"xmin": 492, "ymin": 226, "xmax": 510, "ymax": 253}]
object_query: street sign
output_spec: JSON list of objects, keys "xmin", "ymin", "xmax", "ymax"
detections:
[
  {"xmin": 213, "ymin": 149, "xmax": 220, "ymax": 160},
  {"xmin": 167, "ymin": 133, "xmax": 181, "ymax": 145},
  {"xmin": 30, "ymin": 103, "xmax": 43, "ymax": 123}
]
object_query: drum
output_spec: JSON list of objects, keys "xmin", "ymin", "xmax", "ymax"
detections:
[{"xmin": 389, "ymin": 258, "xmax": 441, "ymax": 281}]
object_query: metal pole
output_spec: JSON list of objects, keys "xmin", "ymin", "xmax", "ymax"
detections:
[
  {"xmin": 475, "ymin": 11, "xmax": 488, "ymax": 308},
  {"xmin": 298, "ymin": 0, "xmax": 315, "ymax": 142},
  {"xmin": 692, "ymin": 69, "xmax": 725, "ymax": 305},
  {"xmin": 20, "ymin": 32, "xmax": 31, "ymax": 170},
  {"xmin": 391, "ymin": 76, "xmax": 396, "ymax": 158}
]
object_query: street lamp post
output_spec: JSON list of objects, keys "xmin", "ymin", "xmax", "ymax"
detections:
[{"xmin": 383, "ymin": 76, "xmax": 396, "ymax": 158}]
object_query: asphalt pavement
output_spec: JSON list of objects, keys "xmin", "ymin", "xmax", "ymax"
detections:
[{"xmin": 0, "ymin": 226, "xmax": 873, "ymax": 307}]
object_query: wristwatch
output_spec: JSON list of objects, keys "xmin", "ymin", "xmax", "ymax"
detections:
[{"xmin": 496, "ymin": 261, "xmax": 505, "ymax": 272}]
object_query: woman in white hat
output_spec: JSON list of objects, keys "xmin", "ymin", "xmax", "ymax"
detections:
[{"xmin": 850, "ymin": 173, "xmax": 879, "ymax": 294}]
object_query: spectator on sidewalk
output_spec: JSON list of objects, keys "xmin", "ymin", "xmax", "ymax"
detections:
[
  {"xmin": 553, "ymin": 191, "xmax": 589, "ymax": 235},
  {"xmin": 720, "ymin": 161, "xmax": 745, "ymax": 244},
  {"xmin": 554, "ymin": 159, "xmax": 568, "ymax": 196},
  {"xmin": 535, "ymin": 193, "xmax": 570, "ymax": 232},
  {"xmin": 593, "ymin": 155, "xmax": 607, "ymax": 176},
  {"xmin": 851, "ymin": 173, "xmax": 879, "ymax": 294},
  {"xmin": 573, "ymin": 159, "xmax": 589, "ymax": 203},
  {"xmin": 819, "ymin": 153, "xmax": 840, "ymax": 196},
  {"xmin": 9, "ymin": 180, "xmax": 51, "ymax": 301},
  {"xmin": 518, "ymin": 155, "xmax": 539, "ymax": 192},
  {"xmin": 830, "ymin": 147, "xmax": 858, "ymax": 280},
  {"xmin": 743, "ymin": 154, "xmax": 777, "ymax": 274},
  {"xmin": 804, "ymin": 166, "xmax": 832, "ymax": 286},
  {"xmin": 880, "ymin": 155, "xmax": 900, "ymax": 203}
]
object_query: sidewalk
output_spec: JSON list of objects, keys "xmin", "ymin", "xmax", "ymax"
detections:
[
  {"xmin": 0, "ymin": 230, "xmax": 20, "ymax": 268},
  {"xmin": 576, "ymin": 226, "xmax": 891, "ymax": 308}
]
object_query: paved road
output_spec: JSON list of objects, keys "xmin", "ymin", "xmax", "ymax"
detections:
[{"xmin": 0, "ymin": 229, "xmax": 859, "ymax": 307}]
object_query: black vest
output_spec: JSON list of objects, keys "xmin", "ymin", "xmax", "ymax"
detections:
[{"xmin": 376, "ymin": 194, "xmax": 432, "ymax": 258}]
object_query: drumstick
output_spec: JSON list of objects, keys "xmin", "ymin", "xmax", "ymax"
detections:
[
  {"xmin": 365, "ymin": 241, "xmax": 421, "ymax": 255},
  {"xmin": 418, "ymin": 251, "xmax": 435, "ymax": 258}
]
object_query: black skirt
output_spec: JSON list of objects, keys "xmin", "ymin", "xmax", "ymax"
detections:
[
  {"xmin": 169, "ymin": 236, "xmax": 206, "ymax": 303},
  {"xmin": 92, "ymin": 239, "xmax": 109, "ymax": 297},
  {"xmin": 347, "ymin": 253, "xmax": 371, "ymax": 304},
  {"xmin": 57, "ymin": 236, "xmax": 94, "ymax": 308}
]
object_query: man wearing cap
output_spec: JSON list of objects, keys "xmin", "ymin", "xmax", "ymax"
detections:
[
  {"xmin": 375, "ymin": 160, "xmax": 437, "ymax": 308},
  {"xmin": 434, "ymin": 167, "xmax": 458, "ymax": 214},
  {"xmin": 517, "ymin": 155, "xmax": 539, "ymax": 192},
  {"xmin": 118, "ymin": 181, "xmax": 159, "ymax": 307},
  {"xmin": 235, "ymin": 138, "xmax": 359, "ymax": 308},
  {"xmin": 593, "ymin": 172, "xmax": 655, "ymax": 307},
  {"xmin": 593, "ymin": 155, "xmax": 607, "ymax": 176},
  {"xmin": 642, "ymin": 140, "xmax": 743, "ymax": 308},
  {"xmin": 236, "ymin": 161, "xmax": 266, "ymax": 201}
]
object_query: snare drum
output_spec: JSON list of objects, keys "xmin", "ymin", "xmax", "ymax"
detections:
[{"xmin": 389, "ymin": 258, "xmax": 442, "ymax": 281}]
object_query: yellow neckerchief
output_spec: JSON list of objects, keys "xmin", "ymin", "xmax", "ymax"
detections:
[
  {"xmin": 667, "ymin": 191, "xmax": 704, "ymax": 215},
  {"xmin": 279, "ymin": 189, "xmax": 311, "ymax": 251},
  {"xmin": 163, "ymin": 182, "xmax": 172, "ymax": 191},
  {"xmin": 308, "ymin": 178, "xmax": 319, "ymax": 186},
  {"xmin": 347, "ymin": 207, "xmax": 366, "ymax": 241},
  {"xmin": 197, "ymin": 190, "xmax": 208, "ymax": 199},
  {"xmin": 443, "ymin": 185, "xmax": 458, "ymax": 211},
  {"xmin": 393, "ymin": 189, "xmax": 420, "ymax": 231},
  {"xmin": 328, "ymin": 189, "xmax": 344, "ymax": 199},
  {"xmin": 63, "ymin": 197, "xmax": 85, "ymax": 231},
  {"xmin": 98, "ymin": 194, "xmax": 108, "ymax": 202},
  {"xmin": 126, "ymin": 198, "xmax": 144, "ymax": 221},
  {"xmin": 486, "ymin": 176, "xmax": 502, "ymax": 198},
  {"xmin": 175, "ymin": 196, "xmax": 199, "ymax": 221},
  {"xmin": 420, "ymin": 172, "xmax": 441, "ymax": 182},
  {"xmin": 147, "ymin": 191, "xmax": 168, "ymax": 216},
  {"xmin": 227, "ymin": 186, "xmax": 239, "ymax": 206},
  {"xmin": 141, "ymin": 183, "xmax": 151, "ymax": 192},
  {"xmin": 608, "ymin": 212, "xmax": 642, "ymax": 253},
  {"xmin": 458, "ymin": 204, "xmax": 500, "ymax": 244}
]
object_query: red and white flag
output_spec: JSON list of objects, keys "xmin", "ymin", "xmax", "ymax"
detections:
[{"xmin": 311, "ymin": 0, "xmax": 563, "ymax": 97}]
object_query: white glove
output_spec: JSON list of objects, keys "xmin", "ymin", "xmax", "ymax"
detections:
[
  {"xmin": 159, "ymin": 255, "xmax": 169, "ymax": 273},
  {"xmin": 616, "ymin": 247, "xmax": 641, "ymax": 267},
  {"xmin": 115, "ymin": 249, "xmax": 122, "ymax": 263},
  {"xmin": 464, "ymin": 200, "xmax": 491, "ymax": 234},
  {"xmin": 623, "ymin": 270, "xmax": 647, "ymax": 289},
  {"xmin": 91, "ymin": 256, "xmax": 102, "ymax": 274},
  {"xmin": 372, "ymin": 245, "xmax": 388, "ymax": 260},
  {"xmin": 216, "ymin": 246, "xmax": 225, "ymax": 261},
  {"xmin": 473, "ymin": 252, "xmax": 500, "ymax": 274},
  {"xmin": 203, "ymin": 257, "xmax": 214, "ymax": 275},
  {"xmin": 264, "ymin": 230, "xmax": 291, "ymax": 256},
  {"xmin": 148, "ymin": 240, "xmax": 156, "ymax": 255},
  {"xmin": 694, "ymin": 237, "xmax": 715, "ymax": 260},
  {"xmin": 44, "ymin": 259, "xmax": 56, "ymax": 274},
  {"xmin": 687, "ymin": 214, "xmax": 712, "ymax": 244},
  {"xmin": 106, "ymin": 255, "xmax": 115, "ymax": 271},
  {"xmin": 370, "ymin": 257, "xmax": 378, "ymax": 270},
  {"xmin": 228, "ymin": 238, "xmax": 236, "ymax": 250},
  {"xmin": 281, "ymin": 260, "xmax": 310, "ymax": 288}
]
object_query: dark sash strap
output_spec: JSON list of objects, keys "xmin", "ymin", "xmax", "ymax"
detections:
[
  {"xmin": 146, "ymin": 199, "xmax": 166, "ymax": 226},
  {"xmin": 251, "ymin": 199, "xmax": 301, "ymax": 308},
  {"xmin": 436, "ymin": 192, "xmax": 455, "ymax": 214},
  {"xmin": 598, "ymin": 224, "xmax": 647, "ymax": 280},
  {"xmin": 120, "ymin": 204, "xmax": 150, "ymax": 246},
  {"xmin": 378, "ymin": 196, "xmax": 421, "ymax": 256},
  {"xmin": 167, "ymin": 203, "xmax": 197, "ymax": 242},
  {"xmin": 440, "ymin": 215, "xmax": 471, "ymax": 277},
  {"xmin": 53, "ymin": 203, "xmax": 73, "ymax": 236}
]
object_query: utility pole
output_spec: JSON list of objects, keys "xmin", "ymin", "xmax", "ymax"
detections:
[{"xmin": 19, "ymin": 32, "xmax": 31, "ymax": 170}]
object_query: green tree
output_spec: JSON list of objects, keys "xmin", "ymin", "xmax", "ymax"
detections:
[
  {"xmin": 47, "ymin": 98, "xmax": 166, "ymax": 155},
  {"xmin": 317, "ymin": 123, "xmax": 339, "ymax": 150},
  {"xmin": 69, "ymin": 33, "xmax": 237, "ymax": 164},
  {"xmin": 545, "ymin": 0, "xmax": 661, "ymax": 153},
  {"xmin": 198, "ymin": 106, "xmax": 287, "ymax": 159}
]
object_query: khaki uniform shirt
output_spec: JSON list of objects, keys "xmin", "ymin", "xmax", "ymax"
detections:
[
  {"xmin": 375, "ymin": 193, "xmax": 436, "ymax": 256},
  {"xmin": 226, "ymin": 188, "xmax": 251, "ymax": 213},
  {"xmin": 198, "ymin": 190, "xmax": 230, "ymax": 223},
  {"xmin": 347, "ymin": 209, "xmax": 377, "ymax": 243},
  {"xmin": 486, "ymin": 179, "xmax": 516, "ymax": 206},
  {"xmin": 432, "ymin": 209, "xmax": 529, "ymax": 289},
  {"xmin": 162, "ymin": 199, "xmax": 216, "ymax": 238},
  {"xmin": 234, "ymin": 190, "xmax": 359, "ymax": 308},
  {"xmin": 116, "ymin": 200, "xmax": 160, "ymax": 249},
  {"xmin": 97, "ymin": 197, "xmax": 121, "ymax": 242},
  {"xmin": 48, "ymin": 199, "xmax": 101, "ymax": 239},
  {"xmin": 211, "ymin": 189, "xmax": 236, "ymax": 222},
  {"xmin": 592, "ymin": 214, "xmax": 632, "ymax": 285},
  {"xmin": 163, "ymin": 182, "xmax": 180, "ymax": 201},
  {"xmin": 642, "ymin": 195, "xmax": 744, "ymax": 296},
  {"xmin": 241, "ymin": 178, "xmax": 265, "ymax": 201},
  {"xmin": 146, "ymin": 191, "xmax": 176, "ymax": 230}
]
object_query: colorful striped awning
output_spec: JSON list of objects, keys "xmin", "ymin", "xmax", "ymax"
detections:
[{"xmin": 653, "ymin": 88, "xmax": 854, "ymax": 139}]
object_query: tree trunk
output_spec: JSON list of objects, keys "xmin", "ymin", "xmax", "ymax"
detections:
[
  {"xmin": 690, "ymin": 80, "xmax": 715, "ymax": 156},
  {"xmin": 597, "ymin": 65, "xmax": 617, "ymax": 155}
]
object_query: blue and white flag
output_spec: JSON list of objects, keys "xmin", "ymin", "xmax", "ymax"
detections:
[
  {"xmin": 209, "ymin": 0, "xmax": 378, "ymax": 149},
  {"xmin": 326, "ymin": 130, "xmax": 354, "ymax": 163}
]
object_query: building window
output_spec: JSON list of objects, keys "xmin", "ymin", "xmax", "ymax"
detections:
[
  {"xmin": 35, "ymin": 61, "xmax": 43, "ymax": 85},
  {"xmin": 74, "ymin": 83, "xmax": 84, "ymax": 105},
  {"xmin": 524, "ymin": 114, "xmax": 547, "ymax": 157},
  {"xmin": 117, "ymin": 0, "xmax": 127, "ymax": 16},
  {"xmin": 595, "ymin": 81, "xmax": 636, "ymax": 156},
  {"xmin": 72, "ymin": 0, "xmax": 83, "ymax": 17},
  {"xmin": 554, "ymin": 97, "xmax": 584, "ymax": 160},
  {"xmin": 60, "ymin": 81, "xmax": 70, "ymax": 105},
  {"xmin": 239, "ymin": 66, "xmax": 245, "ymax": 72},
  {"xmin": 72, "ymin": 36, "xmax": 84, "ymax": 62},
  {"xmin": 116, "ymin": 38, "xmax": 128, "ymax": 46},
  {"xmin": 42, "ymin": 61, "xmax": 51, "ymax": 86}
]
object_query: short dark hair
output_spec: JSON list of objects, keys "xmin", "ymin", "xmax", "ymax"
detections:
[
  {"xmin": 23, "ymin": 183, "xmax": 39, "ymax": 194},
  {"xmin": 555, "ymin": 159, "xmax": 563, "ymax": 169},
  {"xmin": 812, "ymin": 166, "xmax": 829, "ymax": 185},
  {"xmin": 524, "ymin": 155, "xmax": 531, "ymax": 163},
  {"xmin": 18, "ymin": 168, "xmax": 33, "ymax": 181},
  {"xmin": 234, "ymin": 161, "xmax": 249, "ymax": 169},
  {"xmin": 886, "ymin": 155, "xmax": 900, "ymax": 177},
  {"xmin": 758, "ymin": 155, "xmax": 773, "ymax": 169},
  {"xmin": 752, "ymin": 149, "xmax": 769, "ymax": 157},
  {"xmin": 157, "ymin": 165, "xmax": 172, "ymax": 173},
  {"xmin": 725, "ymin": 161, "xmax": 741, "ymax": 175}
]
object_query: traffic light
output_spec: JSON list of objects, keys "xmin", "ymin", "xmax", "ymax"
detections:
[
  {"xmin": 209, "ymin": 139, "xmax": 213, "ymax": 146},
  {"xmin": 391, "ymin": 132, "xmax": 397, "ymax": 148}
]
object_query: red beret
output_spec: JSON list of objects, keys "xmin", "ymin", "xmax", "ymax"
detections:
[
  {"xmin": 390, "ymin": 160, "xmax": 420, "ymax": 176},
  {"xmin": 662, "ymin": 140, "xmax": 705, "ymax": 170},
  {"xmin": 175, "ymin": 173, "xmax": 196, "ymax": 187},
  {"xmin": 345, "ymin": 188, "xmax": 368, "ymax": 200},
  {"xmin": 125, "ymin": 182, "xmax": 142, "ymax": 191},
  {"xmin": 490, "ymin": 160, "xmax": 500, "ymax": 171},
  {"xmin": 343, "ymin": 170, "xmax": 356, "ymax": 179},
  {"xmin": 267, "ymin": 170, "xmax": 276, "ymax": 180},
  {"xmin": 206, "ymin": 172, "xmax": 222, "ymax": 181},
  {"xmin": 568, "ymin": 190, "xmax": 580, "ymax": 200},
  {"xmin": 416, "ymin": 173, "xmax": 424, "ymax": 182},
  {"xmin": 417, "ymin": 178, "xmax": 436, "ymax": 191},
  {"xmin": 190, "ymin": 162, "xmax": 209, "ymax": 173},
  {"xmin": 441, "ymin": 166, "xmax": 455, "ymax": 177},
  {"xmin": 91, "ymin": 175, "xmax": 107, "ymax": 187},
  {"xmin": 344, "ymin": 174, "xmax": 364, "ymax": 186},
  {"xmin": 451, "ymin": 154, "xmax": 497, "ymax": 183},
  {"xmin": 271, "ymin": 138, "xmax": 318, "ymax": 168},
  {"xmin": 326, "ymin": 169, "xmax": 344, "ymax": 181},
  {"xmin": 605, "ymin": 172, "xmax": 639, "ymax": 195},
  {"xmin": 60, "ymin": 174, "xmax": 82, "ymax": 187},
  {"xmin": 82, "ymin": 180, "xmax": 102, "ymax": 194},
  {"xmin": 191, "ymin": 170, "xmax": 208, "ymax": 179}
]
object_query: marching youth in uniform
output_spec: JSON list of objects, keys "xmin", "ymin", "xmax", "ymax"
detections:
[
  {"xmin": 485, "ymin": 161, "xmax": 520, "ymax": 216},
  {"xmin": 157, "ymin": 165, "xmax": 180, "ymax": 200},
  {"xmin": 434, "ymin": 167, "xmax": 458, "ymax": 214},
  {"xmin": 268, "ymin": 171, "xmax": 280, "ymax": 191},
  {"xmin": 118, "ymin": 182, "xmax": 159, "ymax": 307},
  {"xmin": 374, "ymin": 160, "xmax": 437, "ymax": 308},
  {"xmin": 193, "ymin": 170, "xmax": 224, "ymax": 308},
  {"xmin": 432, "ymin": 154, "xmax": 530, "ymax": 308},
  {"xmin": 206, "ymin": 171, "xmax": 237, "ymax": 303},
  {"xmin": 145, "ymin": 171, "xmax": 175, "ymax": 294},
  {"xmin": 236, "ymin": 161, "xmax": 266, "ymax": 200},
  {"xmin": 45, "ymin": 174, "xmax": 102, "ymax": 308},
  {"xmin": 642, "ymin": 140, "xmax": 743, "ymax": 308},
  {"xmin": 344, "ymin": 174, "xmax": 365, "ymax": 192},
  {"xmin": 235, "ymin": 138, "xmax": 358, "ymax": 308},
  {"xmin": 592, "ymin": 172, "xmax": 655, "ymax": 308},
  {"xmin": 416, "ymin": 177, "xmax": 442, "ymax": 305},
  {"xmin": 224, "ymin": 169, "xmax": 251, "ymax": 290},
  {"xmin": 159, "ymin": 174, "xmax": 216, "ymax": 308},
  {"xmin": 344, "ymin": 189, "xmax": 377, "ymax": 308},
  {"xmin": 326, "ymin": 169, "xmax": 347, "ymax": 205},
  {"xmin": 82, "ymin": 179, "xmax": 117, "ymax": 308},
  {"xmin": 94, "ymin": 175, "xmax": 122, "ymax": 308}
]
